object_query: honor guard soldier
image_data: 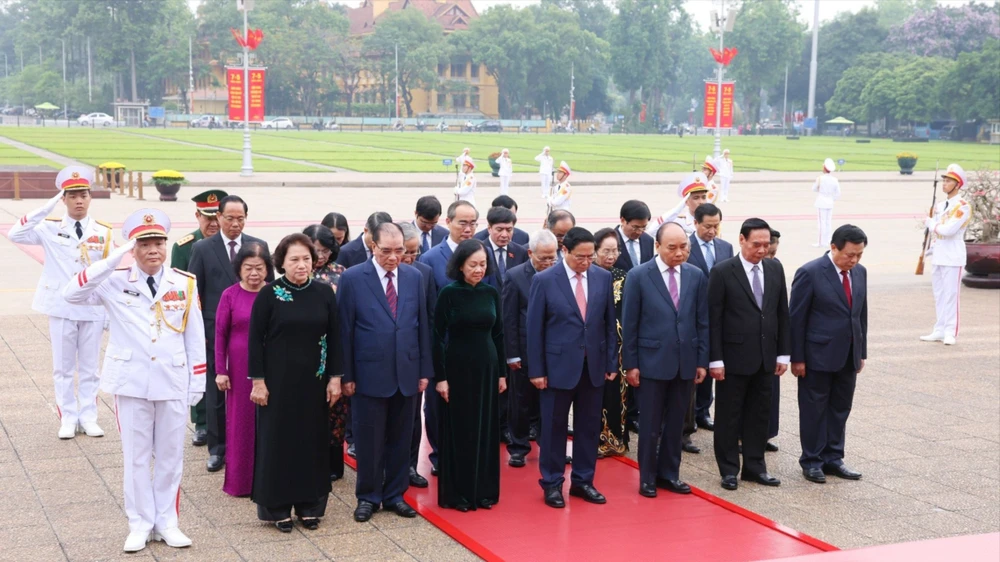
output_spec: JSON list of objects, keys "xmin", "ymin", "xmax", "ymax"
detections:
[
  {"xmin": 701, "ymin": 155, "xmax": 721, "ymax": 204},
  {"xmin": 535, "ymin": 146, "xmax": 554, "ymax": 199},
  {"xmin": 170, "ymin": 189, "xmax": 226, "ymax": 446},
  {"xmin": 64, "ymin": 209, "xmax": 205, "ymax": 553},
  {"xmin": 7, "ymin": 166, "xmax": 113, "ymax": 439},
  {"xmin": 718, "ymin": 149, "xmax": 734, "ymax": 202},
  {"xmin": 455, "ymin": 157, "xmax": 478, "ymax": 208},
  {"xmin": 456, "ymin": 147, "xmax": 471, "ymax": 168},
  {"xmin": 647, "ymin": 172, "xmax": 711, "ymax": 236},
  {"xmin": 920, "ymin": 164, "xmax": 970, "ymax": 346},
  {"xmin": 546, "ymin": 161, "xmax": 573, "ymax": 214},
  {"xmin": 812, "ymin": 158, "xmax": 841, "ymax": 247}
]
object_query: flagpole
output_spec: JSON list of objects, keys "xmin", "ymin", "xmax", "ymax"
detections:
[{"xmin": 240, "ymin": 2, "xmax": 253, "ymax": 176}]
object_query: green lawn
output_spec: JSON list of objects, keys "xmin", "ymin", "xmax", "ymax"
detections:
[
  {"xmin": 4, "ymin": 127, "xmax": 998, "ymax": 173},
  {"xmin": 0, "ymin": 142, "xmax": 61, "ymax": 168}
]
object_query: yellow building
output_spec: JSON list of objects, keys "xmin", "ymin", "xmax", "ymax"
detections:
[{"xmin": 346, "ymin": 0, "xmax": 500, "ymax": 118}]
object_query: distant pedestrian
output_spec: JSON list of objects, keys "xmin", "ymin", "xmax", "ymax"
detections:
[
  {"xmin": 812, "ymin": 158, "xmax": 841, "ymax": 247},
  {"xmin": 535, "ymin": 146, "xmax": 553, "ymax": 199},
  {"xmin": 498, "ymin": 149, "xmax": 513, "ymax": 196}
]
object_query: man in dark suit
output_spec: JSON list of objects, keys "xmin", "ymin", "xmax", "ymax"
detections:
[
  {"xmin": 481, "ymin": 206, "xmax": 529, "ymax": 290},
  {"xmin": 527, "ymin": 227, "xmax": 618, "ymax": 508},
  {"xmin": 708, "ymin": 218, "xmax": 790, "ymax": 491},
  {"xmin": 474, "ymin": 195, "xmax": 529, "ymax": 246},
  {"xmin": 622, "ymin": 223, "xmax": 709, "ymax": 497},
  {"xmin": 417, "ymin": 200, "xmax": 479, "ymax": 473},
  {"xmin": 686, "ymin": 203, "xmax": 733, "ymax": 435},
  {"xmin": 188, "ymin": 195, "xmax": 271, "ymax": 472},
  {"xmin": 790, "ymin": 225, "xmax": 868, "ymax": 484},
  {"xmin": 337, "ymin": 212, "xmax": 392, "ymax": 269},
  {"xmin": 614, "ymin": 200, "xmax": 654, "ymax": 272},
  {"xmin": 502, "ymin": 229, "xmax": 558, "ymax": 467},
  {"xmin": 545, "ymin": 209, "xmax": 576, "ymax": 260},
  {"xmin": 413, "ymin": 195, "xmax": 449, "ymax": 254},
  {"xmin": 339, "ymin": 223, "xmax": 432, "ymax": 522}
]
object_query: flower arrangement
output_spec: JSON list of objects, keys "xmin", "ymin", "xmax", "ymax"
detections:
[
  {"xmin": 151, "ymin": 169, "xmax": 187, "ymax": 188},
  {"xmin": 963, "ymin": 168, "xmax": 1000, "ymax": 243},
  {"xmin": 100, "ymin": 161, "xmax": 126, "ymax": 170},
  {"xmin": 896, "ymin": 152, "xmax": 918, "ymax": 175}
]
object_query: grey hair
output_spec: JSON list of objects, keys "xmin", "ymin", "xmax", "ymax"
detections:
[
  {"xmin": 528, "ymin": 229, "xmax": 558, "ymax": 252},
  {"xmin": 396, "ymin": 221, "xmax": 419, "ymax": 242}
]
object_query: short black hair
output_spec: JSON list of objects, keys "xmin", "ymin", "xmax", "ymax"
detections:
[
  {"xmin": 321, "ymin": 212, "xmax": 350, "ymax": 241},
  {"xmin": 739, "ymin": 218, "xmax": 771, "ymax": 240},
  {"xmin": 546, "ymin": 209, "xmax": 576, "ymax": 229},
  {"xmin": 302, "ymin": 224, "xmax": 341, "ymax": 262},
  {"xmin": 592, "ymin": 227, "xmax": 618, "ymax": 249},
  {"xmin": 620, "ymin": 200, "xmax": 651, "ymax": 222},
  {"xmin": 415, "ymin": 196, "xmax": 442, "ymax": 220},
  {"xmin": 694, "ymin": 203, "xmax": 722, "ymax": 223},
  {"xmin": 655, "ymin": 221, "xmax": 686, "ymax": 244},
  {"xmin": 831, "ymin": 224, "xmax": 867, "ymax": 249},
  {"xmin": 447, "ymin": 200, "xmax": 478, "ymax": 220},
  {"xmin": 273, "ymin": 233, "xmax": 317, "ymax": 275},
  {"xmin": 769, "ymin": 229, "xmax": 782, "ymax": 245},
  {"xmin": 218, "ymin": 195, "xmax": 248, "ymax": 216},
  {"xmin": 366, "ymin": 211, "xmax": 393, "ymax": 233},
  {"xmin": 446, "ymin": 239, "xmax": 492, "ymax": 281},
  {"xmin": 232, "ymin": 241, "xmax": 273, "ymax": 280},
  {"xmin": 486, "ymin": 206, "xmax": 517, "ymax": 226},
  {"xmin": 491, "ymin": 195, "xmax": 518, "ymax": 212},
  {"xmin": 562, "ymin": 227, "xmax": 595, "ymax": 252},
  {"xmin": 372, "ymin": 221, "xmax": 404, "ymax": 244}
]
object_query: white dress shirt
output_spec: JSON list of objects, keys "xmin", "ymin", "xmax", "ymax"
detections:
[
  {"xmin": 655, "ymin": 256, "xmax": 680, "ymax": 295},
  {"xmin": 563, "ymin": 259, "xmax": 587, "ymax": 301},
  {"xmin": 709, "ymin": 254, "xmax": 789, "ymax": 369},
  {"xmin": 141, "ymin": 266, "xmax": 166, "ymax": 299},
  {"xmin": 446, "ymin": 237, "xmax": 459, "ymax": 253},
  {"xmin": 372, "ymin": 258, "xmax": 398, "ymax": 295},
  {"xmin": 828, "ymin": 252, "xmax": 851, "ymax": 291},
  {"xmin": 696, "ymin": 234, "xmax": 716, "ymax": 268},
  {"xmin": 221, "ymin": 232, "xmax": 243, "ymax": 256}
]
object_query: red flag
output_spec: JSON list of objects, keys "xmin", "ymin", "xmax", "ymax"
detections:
[{"xmin": 230, "ymin": 28, "xmax": 247, "ymax": 48}]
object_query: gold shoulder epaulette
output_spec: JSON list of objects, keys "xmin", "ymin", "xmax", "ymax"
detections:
[
  {"xmin": 96, "ymin": 220, "xmax": 113, "ymax": 229},
  {"xmin": 45, "ymin": 217, "xmax": 60, "ymax": 221},
  {"xmin": 172, "ymin": 267, "xmax": 196, "ymax": 279},
  {"xmin": 176, "ymin": 234, "xmax": 195, "ymax": 246},
  {"xmin": 115, "ymin": 266, "xmax": 130, "ymax": 271}
]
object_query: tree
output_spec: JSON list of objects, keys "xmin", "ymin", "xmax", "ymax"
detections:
[
  {"xmin": 449, "ymin": 5, "xmax": 532, "ymax": 115},
  {"xmin": 939, "ymin": 40, "xmax": 999, "ymax": 122},
  {"xmin": 890, "ymin": 56, "xmax": 953, "ymax": 123},
  {"xmin": 364, "ymin": 9, "xmax": 449, "ymax": 117},
  {"xmin": 826, "ymin": 53, "xmax": 908, "ymax": 133},
  {"xmin": 874, "ymin": 0, "xmax": 935, "ymax": 29},
  {"xmin": 724, "ymin": 0, "xmax": 804, "ymax": 124},
  {"xmin": 542, "ymin": 0, "xmax": 614, "ymax": 39},
  {"xmin": 887, "ymin": 4, "xmax": 1000, "ymax": 58}
]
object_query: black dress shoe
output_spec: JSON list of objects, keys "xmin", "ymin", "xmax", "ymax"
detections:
[
  {"xmin": 299, "ymin": 517, "xmax": 319, "ymax": 530},
  {"xmin": 330, "ymin": 472, "xmax": 343, "ymax": 482},
  {"xmin": 478, "ymin": 499, "xmax": 495, "ymax": 509},
  {"xmin": 626, "ymin": 420, "xmax": 640, "ymax": 433},
  {"xmin": 409, "ymin": 468, "xmax": 428, "ymax": 488},
  {"xmin": 741, "ymin": 472, "xmax": 781, "ymax": 487},
  {"xmin": 191, "ymin": 429, "xmax": 207, "ymax": 446},
  {"xmin": 682, "ymin": 439, "xmax": 701, "ymax": 454},
  {"xmin": 569, "ymin": 484, "xmax": 606, "ymax": 504},
  {"xmin": 544, "ymin": 488, "xmax": 565, "ymax": 508},
  {"xmin": 656, "ymin": 478, "xmax": 692, "ymax": 494},
  {"xmin": 387, "ymin": 501, "xmax": 417, "ymax": 518},
  {"xmin": 823, "ymin": 463, "xmax": 862, "ymax": 480},
  {"xmin": 206, "ymin": 455, "xmax": 224, "ymax": 472},
  {"xmin": 346, "ymin": 444, "xmax": 356, "ymax": 459},
  {"xmin": 803, "ymin": 468, "xmax": 827, "ymax": 483},
  {"xmin": 275, "ymin": 519, "xmax": 293, "ymax": 533},
  {"xmin": 508, "ymin": 455, "xmax": 526, "ymax": 468},
  {"xmin": 430, "ymin": 464, "xmax": 439, "ymax": 476},
  {"xmin": 696, "ymin": 417, "xmax": 714, "ymax": 431},
  {"xmin": 639, "ymin": 483, "xmax": 657, "ymax": 498},
  {"xmin": 353, "ymin": 500, "xmax": 377, "ymax": 522},
  {"xmin": 565, "ymin": 455, "xmax": 573, "ymax": 465},
  {"xmin": 721, "ymin": 475, "xmax": 738, "ymax": 490},
  {"xmin": 765, "ymin": 441, "xmax": 779, "ymax": 452},
  {"xmin": 529, "ymin": 426, "xmax": 539, "ymax": 441}
]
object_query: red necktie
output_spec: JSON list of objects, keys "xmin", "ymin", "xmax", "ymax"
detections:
[
  {"xmin": 385, "ymin": 271, "xmax": 397, "ymax": 318},
  {"xmin": 841, "ymin": 270, "xmax": 852, "ymax": 309}
]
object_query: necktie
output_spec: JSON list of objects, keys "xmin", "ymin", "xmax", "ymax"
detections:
[
  {"xmin": 497, "ymin": 247, "xmax": 507, "ymax": 276},
  {"xmin": 841, "ymin": 270, "xmax": 852, "ymax": 309},
  {"xmin": 385, "ymin": 271, "xmax": 397, "ymax": 318},
  {"xmin": 421, "ymin": 232, "xmax": 430, "ymax": 254},
  {"xmin": 627, "ymin": 239, "xmax": 639, "ymax": 266},
  {"xmin": 146, "ymin": 275, "xmax": 157, "ymax": 297},
  {"xmin": 228, "ymin": 240, "xmax": 237, "ymax": 262},
  {"xmin": 74, "ymin": 221, "xmax": 83, "ymax": 239},
  {"xmin": 704, "ymin": 242, "xmax": 715, "ymax": 269},
  {"xmin": 751, "ymin": 264, "xmax": 763, "ymax": 309},
  {"xmin": 668, "ymin": 267, "xmax": 680, "ymax": 309},
  {"xmin": 574, "ymin": 272, "xmax": 587, "ymax": 321}
]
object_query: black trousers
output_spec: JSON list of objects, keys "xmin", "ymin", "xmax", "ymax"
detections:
[
  {"xmin": 695, "ymin": 378, "xmax": 714, "ymax": 420},
  {"xmin": 353, "ymin": 391, "xmax": 418, "ymax": 506},
  {"xmin": 256, "ymin": 495, "xmax": 328, "ymax": 522},
  {"xmin": 506, "ymin": 365, "xmax": 539, "ymax": 458},
  {"xmin": 714, "ymin": 365, "xmax": 773, "ymax": 477},
  {"xmin": 768, "ymin": 375, "xmax": 781, "ymax": 440},
  {"xmin": 798, "ymin": 350, "xmax": 857, "ymax": 470},
  {"xmin": 203, "ymin": 329, "xmax": 226, "ymax": 456},
  {"xmin": 539, "ymin": 362, "xmax": 602, "ymax": 490},
  {"xmin": 638, "ymin": 377, "xmax": 693, "ymax": 484},
  {"xmin": 682, "ymin": 384, "xmax": 697, "ymax": 437}
]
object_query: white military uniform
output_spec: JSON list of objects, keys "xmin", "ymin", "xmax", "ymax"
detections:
[
  {"xmin": 702, "ymin": 155, "xmax": 721, "ymax": 205},
  {"xmin": 647, "ymin": 172, "xmax": 709, "ymax": 236},
  {"xmin": 813, "ymin": 159, "xmax": 841, "ymax": 246},
  {"xmin": 498, "ymin": 150, "xmax": 513, "ymax": 196},
  {"xmin": 546, "ymin": 161, "xmax": 573, "ymax": 213},
  {"xmin": 64, "ymin": 209, "xmax": 204, "ymax": 550},
  {"xmin": 924, "ymin": 165, "xmax": 971, "ymax": 341},
  {"xmin": 455, "ymin": 161, "xmax": 478, "ymax": 208},
  {"xmin": 456, "ymin": 149, "xmax": 471, "ymax": 169},
  {"xmin": 6, "ymin": 169, "xmax": 111, "ymax": 432},
  {"xmin": 718, "ymin": 151, "xmax": 734, "ymax": 201},
  {"xmin": 535, "ymin": 149, "xmax": 554, "ymax": 199}
]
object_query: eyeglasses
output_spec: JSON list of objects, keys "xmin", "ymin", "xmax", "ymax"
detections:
[
  {"xmin": 404, "ymin": 250, "xmax": 421, "ymax": 257},
  {"xmin": 221, "ymin": 215, "xmax": 246, "ymax": 224},
  {"xmin": 454, "ymin": 220, "xmax": 478, "ymax": 230},
  {"xmin": 596, "ymin": 248, "xmax": 620, "ymax": 257},
  {"xmin": 535, "ymin": 255, "xmax": 558, "ymax": 263},
  {"xmin": 376, "ymin": 245, "xmax": 405, "ymax": 257},
  {"xmin": 622, "ymin": 222, "xmax": 648, "ymax": 232},
  {"xmin": 568, "ymin": 253, "xmax": 594, "ymax": 262}
]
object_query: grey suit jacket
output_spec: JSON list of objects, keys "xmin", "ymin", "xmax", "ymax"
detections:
[{"xmin": 189, "ymin": 233, "xmax": 270, "ymax": 325}]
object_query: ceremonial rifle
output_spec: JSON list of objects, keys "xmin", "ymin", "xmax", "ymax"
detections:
[{"xmin": 915, "ymin": 161, "xmax": 939, "ymax": 275}]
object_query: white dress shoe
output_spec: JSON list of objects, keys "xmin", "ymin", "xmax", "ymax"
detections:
[
  {"xmin": 919, "ymin": 332, "xmax": 944, "ymax": 342},
  {"xmin": 123, "ymin": 531, "xmax": 150, "ymax": 552},
  {"xmin": 152, "ymin": 527, "xmax": 192, "ymax": 548},
  {"xmin": 943, "ymin": 335, "xmax": 956, "ymax": 345},
  {"xmin": 79, "ymin": 421, "xmax": 105, "ymax": 437},
  {"xmin": 58, "ymin": 422, "xmax": 77, "ymax": 439}
]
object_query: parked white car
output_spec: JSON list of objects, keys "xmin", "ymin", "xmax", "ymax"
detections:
[
  {"xmin": 262, "ymin": 117, "xmax": 296, "ymax": 130},
  {"xmin": 190, "ymin": 115, "xmax": 221, "ymax": 128},
  {"xmin": 77, "ymin": 112, "xmax": 114, "ymax": 127}
]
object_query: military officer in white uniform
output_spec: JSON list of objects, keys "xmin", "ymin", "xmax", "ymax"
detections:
[
  {"xmin": 7, "ymin": 166, "xmax": 112, "ymax": 439},
  {"xmin": 455, "ymin": 157, "xmax": 478, "ymax": 208},
  {"xmin": 64, "ymin": 209, "xmax": 205, "ymax": 553},
  {"xmin": 647, "ymin": 173, "xmax": 711, "ymax": 236},
  {"xmin": 456, "ymin": 147, "xmax": 471, "ymax": 168},
  {"xmin": 920, "ymin": 164, "xmax": 971, "ymax": 346},
  {"xmin": 498, "ymin": 148, "xmax": 513, "ymax": 196},
  {"xmin": 546, "ymin": 161, "xmax": 573, "ymax": 213},
  {"xmin": 718, "ymin": 149, "xmax": 734, "ymax": 202},
  {"xmin": 701, "ymin": 155, "xmax": 721, "ymax": 205},
  {"xmin": 535, "ymin": 146, "xmax": 554, "ymax": 199},
  {"xmin": 812, "ymin": 158, "xmax": 841, "ymax": 247}
]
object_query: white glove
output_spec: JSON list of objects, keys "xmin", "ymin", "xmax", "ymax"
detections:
[
  {"xmin": 924, "ymin": 217, "xmax": 936, "ymax": 230},
  {"xmin": 188, "ymin": 392, "xmax": 204, "ymax": 407},
  {"xmin": 46, "ymin": 191, "xmax": 65, "ymax": 208},
  {"xmin": 106, "ymin": 239, "xmax": 136, "ymax": 269}
]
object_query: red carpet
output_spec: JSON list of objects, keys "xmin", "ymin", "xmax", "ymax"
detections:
[
  {"xmin": 766, "ymin": 532, "xmax": 999, "ymax": 562},
  {"xmin": 348, "ymin": 439, "xmax": 836, "ymax": 561}
]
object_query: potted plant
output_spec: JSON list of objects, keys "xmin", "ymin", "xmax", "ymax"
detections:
[
  {"xmin": 100, "ymin": 162, "xmax": 126, "ymax": 188},
  {"xmin": 961, "ymin": 167, "xmax": 1000, "ymax": 289},
  {"xmin": 151, "ymin": 169, "xmax": 187, "ymax": 202},
  {"xmin": 896, "ymin": 152, "xmax": 918, "ymax": 175},
  {"xmin": 488, "ymin": 151, "xmax": 501, "ymax": 178}
]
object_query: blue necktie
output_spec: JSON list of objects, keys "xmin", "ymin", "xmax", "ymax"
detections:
[
  {"xmin": 421, "ymin": 232, "xmax": 430, "ymax": 254},
  {"xmin": 704, "ymin": 242, "xmax": 715, "ymax": 269},
  {"xmin": 497, "ymin": 247, "xmax": 506, "ymax": 276}
]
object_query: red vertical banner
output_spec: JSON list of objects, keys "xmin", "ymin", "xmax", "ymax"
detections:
[
  {"xmin": 248, "ymin": 68, "xmax": 266, "ymax": 122},
  {"xmin": 720, "ymin": 82, "xmax": 734, "ymax": 128},
  {"xmin": 226, "ymin": 67, "xmax": 243, "ymax": 121},
  {"xmin": 703, "ymin": 82, "xmax": 718, "ymax": 127}
]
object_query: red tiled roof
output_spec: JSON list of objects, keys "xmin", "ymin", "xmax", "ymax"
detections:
[{"xmin": 347, "ymin": 0, "xmax": 479, "ymax": 36}]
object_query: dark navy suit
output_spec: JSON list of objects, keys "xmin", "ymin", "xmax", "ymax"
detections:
[
  {"xmin": 502, "ymin": 261, "xmax": 540, "ymax": 458},
  {"xmin": 622, "ymin": 259, "xmax": 709, "ymax": 483},
  {"xmin": 527, "ymin": 263, "xmax": 617, "ymax": 490},
  {"xmin": 686, "ymin": 233, "xmax": 734, "ymax": 422},
  {"xmin": 409, "ymin": 259, "xmax": 438, "ymax": 470},
  {"xmin": 415, "ymin": 223, "xmax": 449, "ymax": 254},
  {"xmin": 790, "ymin": 254, "xmax": 867, "ymax": 470},
  {"xmin": 476, "ymin": 227, "xmax": 529, "ymax": 247},
  {"xmin": 416, "ymin": 240, "xmax": 456, "ymax": 467},
  {"xmin": 338, "ymin": 260, "xmax": 432, "ymax": 505},
  {"xmin": 484, "ymin": 240, "xmax": 528, "ymax": 289},
  {"xmin": 336, "ymin": 237, "xmax": 370, "ymax": 269},
  {"xmin": 614, "ymin": 229, "xmax": 654, "ymax": 272}
]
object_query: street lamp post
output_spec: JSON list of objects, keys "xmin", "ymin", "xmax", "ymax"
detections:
[
  {"xmin": 239, "ymin": 0, "xmax": 254, "ymax": 176},
  {"xmin": 61, "ymin": 40, "xmax": 67, "ymax": 126},
  {"xmin": 711, "ymin": 0, "xmax": 733, "ymax": 159}
]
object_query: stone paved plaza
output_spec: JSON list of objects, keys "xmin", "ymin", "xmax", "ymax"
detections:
[{"xmin": 0, "ymin": 170, "xmax": 997, "ymax": 560}]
